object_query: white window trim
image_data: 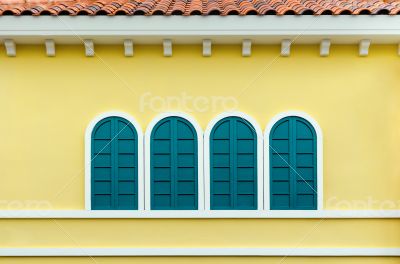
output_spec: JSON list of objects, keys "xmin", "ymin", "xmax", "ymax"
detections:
[
  {"xmin": 204, "ymin": 111, "xmax": 264, "ymax": 211},
  {"xmin": 264, "ymin": 111, "xmax": 323, "ymax": 211},
  {"xmin": 85, "ymin": 111, "xmax": 144, "ymax": 211},
  {"xmin": 144, "ymin": 112, "xmax": 204, "ymax": 210}
]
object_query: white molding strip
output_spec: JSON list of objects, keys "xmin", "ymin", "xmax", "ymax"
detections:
[
  {"xmin": 1, "ymin": 248, "xmax": 400, "ymax": 256},
  {"xmin": 1, "ymin": 210, "xmax": 400, "ymax": 218},
  {"xmin": 2, "ymin": 16, "xmax": 400, "ymax": 45}
]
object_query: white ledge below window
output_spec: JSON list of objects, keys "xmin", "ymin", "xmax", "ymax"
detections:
[
  {"xmin": 0, "ymin": 210, "xmax": 400, "ymax": 218},
  {"xmin": 1, "ymin": 248, "xmax": 400, "ymax": 257}
]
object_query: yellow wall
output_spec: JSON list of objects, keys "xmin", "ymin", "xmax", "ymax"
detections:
[
  {"xmin": 2, "ymin": 219, "xmax": 400, "ymax": 247},
  {"xmin": 1, "ymin": 44, "xmax": 399, "ymax": 209},
  {"xmin": 0, "ymin": 44, "xmax": 400, "ymax": 262}
]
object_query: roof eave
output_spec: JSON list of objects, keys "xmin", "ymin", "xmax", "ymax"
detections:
[{"xmin": 1, "ymin": 16, "xmax": 400, "ymax": 44}]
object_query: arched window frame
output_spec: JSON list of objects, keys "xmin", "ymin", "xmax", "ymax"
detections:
[
  {"xmin": 145, "ymin": 112, "xmax": 204, "ymax": 210},
  {"xmin": 204, "ymin": 112, "xmax": 264, "ymax": 211},
  {"xmin": 85, "ymin": 111, "xmax": 144, "ymax": 211},
  {"xmin": 264, "ymin": 111, "xmax": 323, "ymax": 211}
]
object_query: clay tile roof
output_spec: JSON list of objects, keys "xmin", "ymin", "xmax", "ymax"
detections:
[{"xmin": 1, "ymin": 0, "xmax": 400, "ymax": 15}]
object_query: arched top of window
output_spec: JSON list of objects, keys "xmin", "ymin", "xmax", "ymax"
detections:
[
  {"xmin": 270, "ymin": 116, "xmax": 316, "ymax": 143},
  {"xmin": 211, "ymin": 116, "xmax": 256, "ymax": 140},
  {"xmin": 145, "ymin": 112, "xmax": 204, "ymax": 210},
  {"xmin": 92, "ymin": 116, "xmax": 137, "ymax": 139},
  {"xmin": 264, "ymin": 111, "xmax": 323, "ymax": 211},
  {"xmin": 151, "ymin": 116, "xmax": 196, "ymax": 140},
  {"xmin": 265, "ymin": 111, "xmax": 322, "ymax": 143},
  {"xmin": 85, "ymin": 112, "xmax": 144, "ymax": 210},
  {"xmin": 86, "ymin": 112, "xmax": 144, "ymax": 144},
  {"xmin": 205, "ymin": 112, "xmax": 263, "ymax": 139},
  {"xmin": 145, "ymin": 112, "xmax": 203, "ymax": 137}
]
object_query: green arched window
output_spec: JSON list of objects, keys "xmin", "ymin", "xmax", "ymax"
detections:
[
  {"xmin": 91, "ymin": 116, "xmax": 138, "ymax": 210},
  {"xmin": 209, "ymin": 117, "xmax": 258, "ymax": 210},
  {"xmin": 269, "ymin": 116, "xmax": 317, "ymax": 210},
  {"xmin": 150, "ymin": 116, "xmax": 198, "ymax": 210}
]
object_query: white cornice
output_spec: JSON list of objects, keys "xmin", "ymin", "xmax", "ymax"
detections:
[
  {"xmin": 1, "ymin": 248, "xmax": 400, "ymax": 256},
  {"xmin": 1, "ymin": 16, "xmax": 400, "ymax": 44},
  {"xmin": 0, "ymin": 210, "xmax": 400, "ymax": 218}
]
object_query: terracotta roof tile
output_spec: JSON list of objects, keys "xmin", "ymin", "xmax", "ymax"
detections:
[{"xmin": 1, "ymin": 0, "xmax": 400, "ymax": 15}]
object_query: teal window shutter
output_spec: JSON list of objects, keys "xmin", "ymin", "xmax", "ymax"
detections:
[
  {"xmin": 91, "ymin": 116, "xmax": 138, "ymax": 210},
  {"xmin": 270, "ymin": 116, "xmax": 317, "ymax": 210},
  {"xmin": 150, "ymin": 116, "xmax": 198, "ymax": 210},
  {"xmin": 210, "ymin": 117, "xmax": 257, "ymax": 210}
]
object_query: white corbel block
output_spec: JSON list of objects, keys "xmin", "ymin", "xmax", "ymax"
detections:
[
  {"xmin": 4, "ymin": 39, "xmax": 16, "ymax": 57},
  {"xmin": 359, "ymin": 39, "xmax": 371, "ymax": 57},
  {"xmin": 84, "ymin": 39, "xmax": 94, "ymax": 57},
  {"xmin": 242, "ymin": 39, "xmax": 252, "ymax": 57},
  {"xmin": 124, "ymin": 39, "xmax": 134, "ymax": 57},
  {"xmin": 45, "ymin": 39, "xmax": 55, "ymax": 57},
  {"xmin": 163, "ymin": 39, "xmax": 172, "ymax": 57},
  {"xmin": 203, "ymin": 39, "xmax": 212, "ymax": 57},
  {"xmin": 281, "ymin": 39, "xmax": 291, "ymax": 57},
  {"xmin": 320, "ymin": 39, "xmax": 330, "ymax": 57}
]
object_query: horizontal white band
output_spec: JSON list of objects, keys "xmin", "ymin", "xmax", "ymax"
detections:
[
  {"xmin": 1, "ymin": 248, "xmax": 400, "ymax": 256},
  {"xmin": 1, "ymin": 16, "xmax": 400, "ymax": 44},
  {"xmin": 0, "ymin": 210, "xmax": 400, "ymax": 218}
]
